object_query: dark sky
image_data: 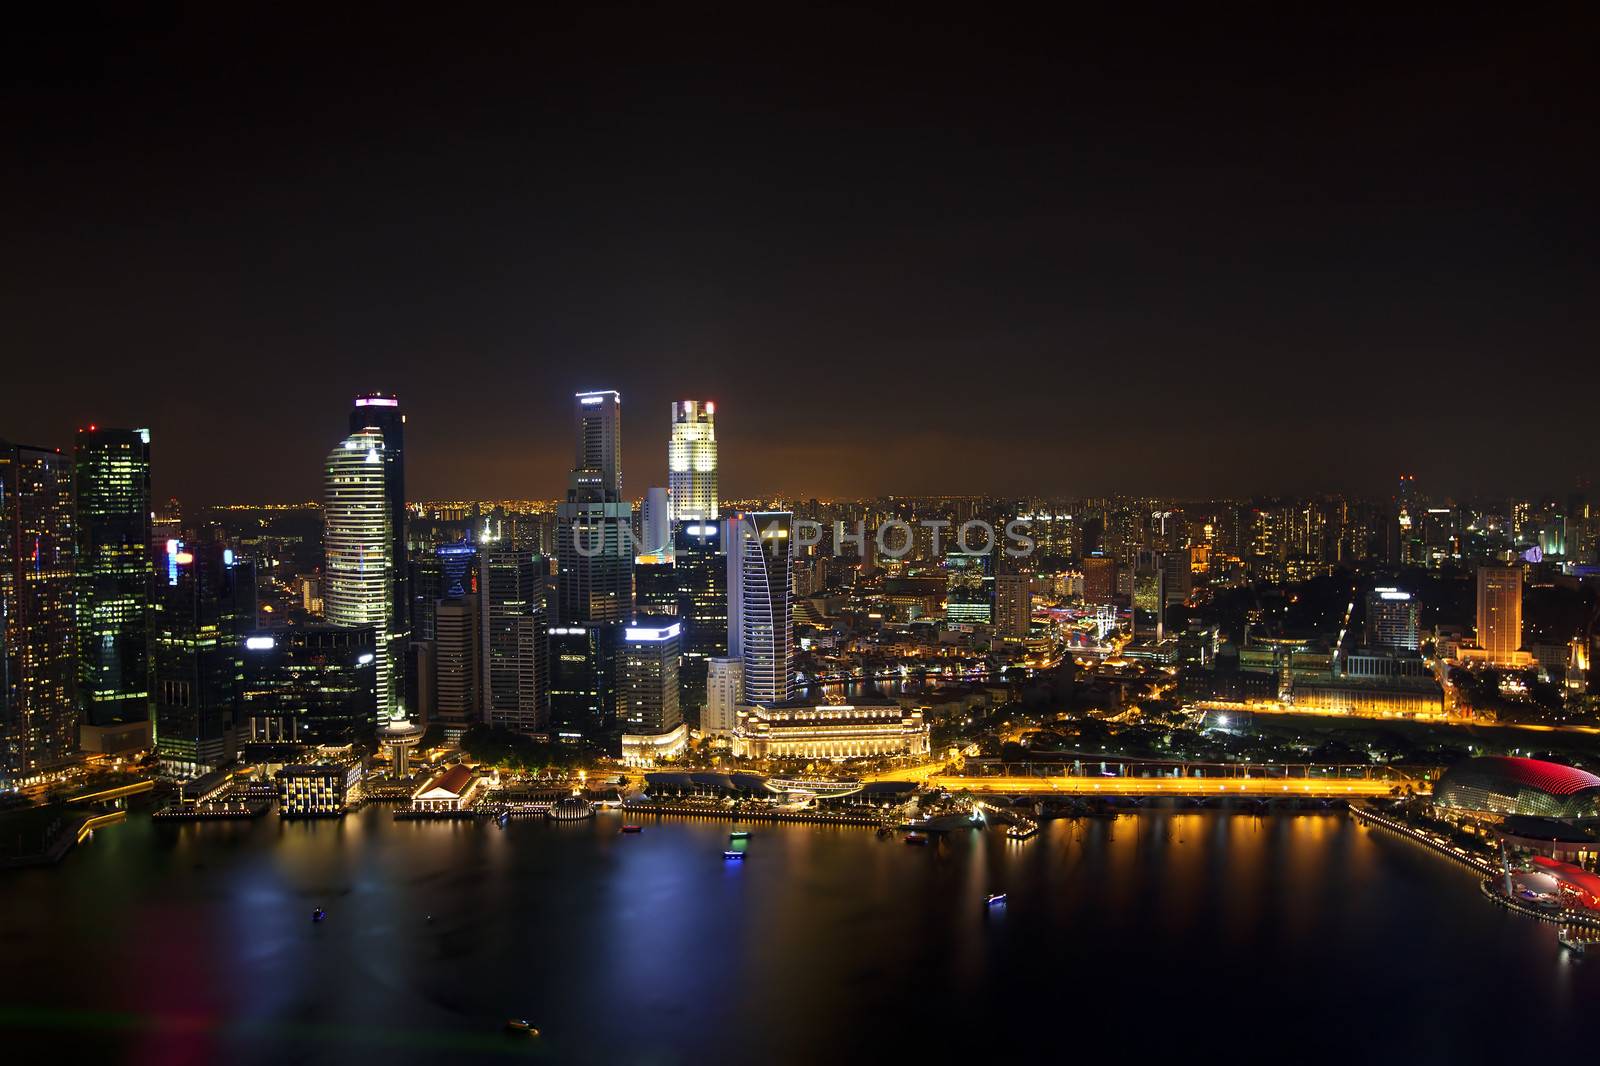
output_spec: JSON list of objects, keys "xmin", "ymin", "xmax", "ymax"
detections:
[{"xmin": 4, "ymin": 7, "xmax": 1597, "ymax": 504}]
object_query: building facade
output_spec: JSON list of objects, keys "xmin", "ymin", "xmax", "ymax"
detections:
[
  {"xmin": 0, "ymin": 441, "xmax": 76, "ymax": 786},
  {"xmin": 324, "ymin": 428, "xmax": 403, "ymax": 720},
  {"xmin": 727, "ymin": 512, "xmax": 794, "ymax": 707},
  {"xmin": 731, "ymin": 700, "xmax": 930, "ymax": 761},
  {"xmin": 74, "ymin": 426, "xmax": 153, "ymax": 751},
  {"xmin": 668, "ymin": 400, "xmax": 718, "ymax": 524}
]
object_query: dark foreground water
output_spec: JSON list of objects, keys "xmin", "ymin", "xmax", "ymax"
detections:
[{"xmin": 0, "ymin": 808, "xmax": 1591, "ymax": 1065}]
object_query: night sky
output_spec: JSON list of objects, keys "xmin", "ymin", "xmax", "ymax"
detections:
[{"xmin": 4, "ymin": 8, "xmax": 1597, "ymax": 503}]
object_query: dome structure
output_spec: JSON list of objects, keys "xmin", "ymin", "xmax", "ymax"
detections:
[{"xmin": 1433, "ymin": 756, "xmax": 1600, "ymax": 821}]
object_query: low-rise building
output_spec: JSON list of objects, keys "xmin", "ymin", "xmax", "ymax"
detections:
[
  {"xmin": 620, "ymin": 722, "xmax": 689, "ymax": 767},
  {"xmin": 410, "ymin": 764, "xmax": 485, "ymax": 812},
  {"xmin": 278, "ymin": 761, "xmax": 364, "ymax": 816},
  {"xmin": 732, "ymin": 699, "xmax": 930, "ymax": 761}
]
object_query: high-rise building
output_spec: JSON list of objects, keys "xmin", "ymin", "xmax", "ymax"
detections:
[
  {"xmin": 674, "ymin": 520, "xmax": 727, "ymax": 717},
  {"xmin": 641, "ymin": 487, "xmax": 672, "ymax": 556},
  {"xmin": 546, "ymin": 624, "xmax": 617, "ymax": 742},
  {"xmin": 74, "ymin": 426, "xmax": 153, "ymax": 752},
  {"xmin": 944, "ymin": 550, "xmax": 993, "ymax": 625},
  {"xmin": 152, "ymin": 539, "xmax": 254, "ymax": 776},
  {"xmin": 0, "ymin": 441, "xmax": 76, "ymax": 786},
  {"xmin": 324, "ymin": 427, "xmax": 404, "ymax": 720},
  {"xmin": 1475, "ymin": 564, "xmax": 1523, "ymax": 665},
  {"xmin": 668, "ymin": 400, "xmax": 717, "ymax": 523},
  {"xmin": 557, "ymin": 391, "xmax": 632, "ymax": 624},
  {"xmin": 480, "ymin": 549, "xmax": 547, "ymax": 736},
  {"xmin": 634, "ymin": 552, "xmax": 677, "ymax": 616},
  {"xmin": 349, "ymin": 394, "xmax": 409, "ymax": 644},
  {"xmin": 433, "ymin": 594, "xmax": 481, "ymax": 733},
  {"xmin": 1081, "ymin": 554, "xmax": 1119, "ymax": 605},
  {"xmin": 1366, "ymin": 588, "xmax": 1420, "ymax": 651},
  {"xmin": 1132, "ymin": 549, "xmax": 1166, "ymax": 640},
  {"xmin": 702, "ymin": 656, "xmax": 742, "ymax": 738},
  {"xmin": 727, "ymin": 512, "xmax": 793, "ymax": 707},
  {"xmin": 241, "ymin": 626, "xmax": 377, "ymax": 746},
  {"xmin": 617, "ymin": 619, "xmax": 682, "ymax": 737},
  {"xmin": 573, "ymin": 389, "xmax": 622, "ymax": 498},
  {"xmin": 993, "ymin": 572, "xmax": 1032, "ymax": 641}
]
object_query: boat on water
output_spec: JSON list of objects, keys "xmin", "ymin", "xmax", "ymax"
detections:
[
  {"xmin": 723, "ymin": 850, "xmax": 746, "ymax": 860},
  {"xmin": 729, "ymin": 830, "xmax": 750, "ymax": 840},
  {"xmin": 904, "ymin": 833, "xmax": 929, "ymax": 846},
  {"xmin": 312, "ymin": 907, "xmax": 327, "ymax": 923},
  {"xmin": 496, "ymin": 811, "xmax": 509, "ymax": 828},
  {"xmin": 1559, "ymin": 929, "xmax": 1588, "ymax": 955},
  {"xmin": 621, "ymin": 824, "xmax": 643, "ymax": 834},
  {"xmin": 505, "ymin": 1019, "xmax": 540, "ymax": 1037},
  {"xmin": 985, "ymin": 893, "xmax": 1007, "ymax": 907}
]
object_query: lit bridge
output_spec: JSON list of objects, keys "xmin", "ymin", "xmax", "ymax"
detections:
[{"xmin": 904, "ymin": 761, "xmax": 1424, "ymax": 800}]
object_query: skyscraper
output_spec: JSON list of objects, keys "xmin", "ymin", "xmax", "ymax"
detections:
[
  {"xmin": 152, "ymin": 538, "xmax": 254, "ymax": 776},
  {"xmin": 674, "ymin": 520, "xmax": 727, "ymax": 717},
  {"xmin": 1132, "ymin": 549, "xmax": 1166, "ymax": 640},
  {"xmin": 944, "ymin": 549, "xmax": 993, "ymax": 625},
  {"xmin": 349, "ymin": 394, "xmax": 408, "ymax": 641},
  {"xmin": 1476, "ymin": 564, "xmax": 1523, "ymax": 665},
  {"xmin": 557, "ymin": 390, "xmax": 632, "ymax": 624},
  {"xmin": 241, "ymin": 625, "xmax": 377, "ymax": 746},
  {"xmin": 702, "ymin": 656, "xmax": 742, "ymax": 738},
  {"xmin": 324, "ymin": 427, "xmax": 403, "ymax": 719},
  {"xmin": 546, "ymin": 624, "xmax": 617, "ymax": 742},
  {"xmin": 993, "ymin": 572, "xmax": 1032, "ymax": 641},
  {"xmin": 641, "ymin": 486, "xmax": 672, "ymax": 556},
  {"xmin": 74, "ymin": 426, "xmax": 153, "ymax": 752},
  {"xmin": 1366, "ymin": 587, "xmax": 1420, "ymax": 651},
  {"xmin": 480, "ymin": 549, "xmax": 547, "ymax": 736},
  {"xmin": 669, "ymin": 400, "xmax": 717, "ymax": 524},
  {"xmin": 433, "ymin": 593, "xmax": 481, "ymax": 733},
  {"xmin": 0, "ymin": 441, "xmax": 76, "ymax": 786},
  {"xmin": 617, "ymin": 619, "xmax": 682, "ymax": 736},
  {"xmin": 727, "ymin": 512, "xmax": 793, "ymax": 707}
]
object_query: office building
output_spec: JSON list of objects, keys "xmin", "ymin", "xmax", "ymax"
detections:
[
  {"xmin": 323, "ymin": 427, "xmax": 403, "ymax": 719},
  {"xmin": 241, "ymin": 626, "xmax": 377, "ymax": 746},
  {"xmin": 0, "ymin": 441, "xmax": 76, "ymax": 786},
  {"xmin": 674, "ymin": 521, "xmax": 727, "ymax": 717},
  {"xmin": 152, "ymin": 539, "xmax": 254, "ymax": 777},
  {"xmin": 557, "ymin": 391, "xmax": 632, "ymax": 624},
  {"xmin": 277, "ymin": 760, "xmax": 364, "ymax": 816},
  {"xmin": 617, "ymin": 619, "xmax": 682, "ymax": 737},
  {"xmin": 74, "ymin": 426, "xmax": 154, "ymax": 752},
  {"xmin": 731, "ymin": 699, "xmax": 930, "ymax": 761},
  {"xmin": 702, "ymin": 656, "xmax": 742, "ymax": 738},
  {"xmin": 641, "ymin": 486, "xmax": 672, "ymax": 556},
  {"xmin": 1081, "ymin": 554, "xmax": 1119, "ymax": 604},
  {"xmin": 993, "ymin": 572, "xmax": 1032, "ymax": 640},
  {"xmin": 1366, "ymin": 587, "xmax": 1420, "ymax": 651},
  {"xmin": 547, "ymin": 624, "xmax": 617, "ymax": 742},
  {"xmin": 433, "ymin": 594, "xmax": 481, "ymax": 733},
  {"xmin": 727, "ymin": 512, "xmax": 793, "ymax": 707},
  {"xmin": 349, "ymin": 394, "xmax": 409, "ymax": 651},
  {"xmin": 944, "ymin": 550, "xmax": 993, "ymax": 625},
  {"xmin": 1132, "ymin": 549, "xmax": 1165, "ymax": 640},
  {"xmin": 668, "ymin": 400, "xmax": 718, "ymax": 523},
  {"xmin": 479, "ymin": 549, "xmax": 547, "ymax": 736},
  {"xmin": 1476, "ymin": 564, "xmax": 1524, "ymax": 665}
]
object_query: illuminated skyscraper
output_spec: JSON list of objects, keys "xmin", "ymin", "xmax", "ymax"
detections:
[
  {"xmin": 944, "ymin": 550, "xmax": 993, "ymax": 625},
  {"xmin": 641, "ymin": 487, "xmax": 672, "ymax": 556},
  {"xmin": 993, "ymin": 572, "xmax": 1032, "ymax": 641},
  {"xmin": 74, "ymin": 426, "xmax": 153, "ymax": 752},
  {"xmin": 324, "ymin": 428, "xmax": 403, "ymax": 719},
  {"xmin": 349, "ymin": 393, "xmax": 408, "ymax": 640},
  {"xmin": 669, "ymin": 400, "xmax": 717, "ymax": 523},
  {"xmin": 1132, "ymin": 549, "xmax": 1166, "ymax": 640},
  {"xmin": 674, "ymin": 520, "xmax": 726, "ymax": 715},
  {"xmin": 557, "ymin": 390, "xmax": 632, "ymax": 624},
  {"xmin": 480, "ymin": 549, "xmax": 547, "ymax": 736},
  {"xmin": 1475, "ymin": 564, "xmax": 1523, "ymax": 665},
  {"xmin": 617, "ymin": 619, "xmax": 682, "ymax": 736},
  {"xmin": 1366, "ymin": 587, "xmax": 1420, "ymax": 651},
  {"xmin": 0, "ymin": 441, "xmax": 76, "ymax": 785},
  {"xmin": 152, "ymin": 539, "xmax": 254, "ymax": 776},
  {"xmin": 727, "ymin": 512, "xmax": 793, "ymax": 707}
]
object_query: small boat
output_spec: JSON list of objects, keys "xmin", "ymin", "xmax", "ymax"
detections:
[
  {"xmin": 723, "ymin": 850, "xmax": 746, "ymax": 860},
  {"xmin": 621, "ymin": 824, "xmax": 643, "ymax": 834},
  {"xmin": 311, "ymin": 908, "xmax": 327, "ymax": 923},
  {"xmin": 904, "ymin": 833, "xmax": 929, "ymax": 846},
  {"xmin": 729, "ymin": 830, "xmax": 750, "ymax": 840},
  {"xmin": 985, "ymin": 893, "xmax": 1007, "ymax": 907},
  {"xmin": 504, "ymin": 1019, "xmax": 540, "ymax": 1036},
  {"xmin": 496, "ymin": 811, "xmax": 509, "ymax": 827}
]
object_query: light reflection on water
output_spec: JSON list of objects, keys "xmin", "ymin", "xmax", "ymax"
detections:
[{"xmin": 0, "ymin": 807, "xmax": 1591, "ymax": 1064}]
